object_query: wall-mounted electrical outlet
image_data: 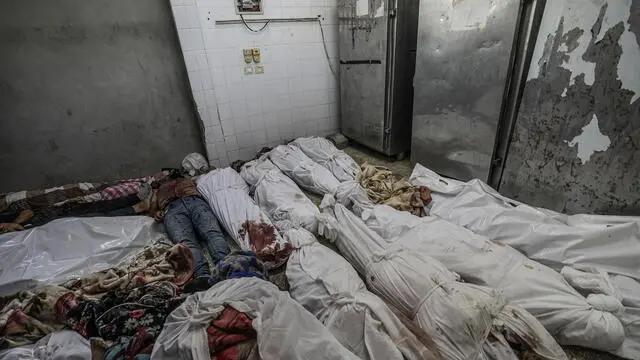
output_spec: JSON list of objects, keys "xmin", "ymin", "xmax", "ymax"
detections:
[
  {"xmin": 235, "ymin": 0, "xmax": 263, "ymax": 15},
  {"xmin": 252, "ymin": 48, "xmax": 261, "ymax": 63},
  {"xmin": 243, "ymin": 49, "xmax": 253, "ymax": 63}
]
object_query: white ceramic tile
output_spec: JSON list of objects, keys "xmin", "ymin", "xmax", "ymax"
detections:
[
  {"xmin": 200, "ymin": 70, "xmax": 213, "ymax": 90},
  {"xmin": 206, "ymin": 144, "xmax": 218, "ymax": 159},
  {"xmin": 194, "ymin": 51, "xmax": 208, "ymax": 70},
  {"xmin": 266, "ymin": 126, "xmax": 281, "ymax": 142},
  {"xmin": 207, "ymin": 106, "xmax": 220, "ymax": 123},
  {"xmin": 199, "ymin": 7, "xmax": 215, "ymax": 28},
  {"xmin": 230, "ymin": 100, "xmax": 248, "ymax": 118},
  {"xmin": 263, "ymin": 111, "xmax": 279, "ymax": 127},
  {"xmin": 193, "ymin": 90, "xmax": 206, "ymax": 108},
  {"xmin": 252, "ymin": 130, "xmax": 267, "ymax": 146},
  {"xmin": 187, "ymin": 70, "xmax": 203, "ymax": 91},
  {"xmin": 172, "ymin": 6, "xmax": 189, "ymax": 29},
  {"xmin": 224, "ymin": 135, "xmax": 238, "ymax": 150},
  {"xmin": 221, "ymin": 119, "xmax": 235, "ymax": 135},
  {"xmin": 237, "ymin": 132, "xmax": 254, "ymax": 149},
  {"xmin": 227, "ymin": 150, "xmax": 241, "ymax": 163},
  {"xmin": 246, "ymin": 100, "xmax": 262, "ymax": 116},
  {"xmin": 197, "ymin": 107, "xmax": 209, "ymax": 123},
  {"xmin": 183, "ymin": 50, "xmax": 199, "ymax": 71},
  {"xmin": 185, "ymin": 6, "xmax": 201, "ymax": 28},
  {"xmin": 234, "ymin": 116, "xmax": 251, "ymax": 134},
  {"xmin": 177, "ymin": 29, "xmax": 204, "ymax": 51},
  {"xmin": 225, "ymin": 66, "xmax": 244, "ymax": 86},
  {"xmin": 205, "ymin": 125, "xmax": 224, "ymax": 142},
  {"xmin": 249, "ymin": 114, "xmax": 265, "ymax": 131},
  {"xmin": 217, "ymin": 102, "xmax": 232, "ymax": 122},
  {"xmin": 204, "ymin": 89, "xmax": 217, "ymax": 108}
]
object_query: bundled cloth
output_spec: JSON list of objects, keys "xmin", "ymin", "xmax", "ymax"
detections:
[
  {"xmin": 0, "ymin": 330, "xmax": 90, "ymax": 360},
  {"xmin": 360, "ymin": 204, "xmax": 625, "ymax": 353},
  {"xmin": 291, "ymin": 137, "xmax": 360, "ymax": 181},
  {"xmin": 240, "ymin": 157, "xmax": 319, "ymax": 234},
  {"xmin": 66, "ymin": 281, "xmax": 186, "ymax": 359},
  {"xmin": 358, "ymin": 163, "xmax": 431, "ymax": 216},
  {"xmin": 208, "ymin": 251, "xmax": 268, "ymax": 287},
  {"xmin": 318, "ymin": 197, "xmax": 568, "ymax": 360},
  {"xmin": 285, "ymin": 227, "xmax": 440, "ymax": 360},
  {"xmin": 0, "ymin": 286, "xmax": 75, "ymax": 350},
  {"xmin": 151, "ymin": 277, "xmax": 361, "ymax": 359},
  {"xmin": 268, "ymin": 144, "xmax": 340, "ymax": 195},
  {"xmin": 61, "ymin": 243, "xmax": 194, "ymax": 296},
  {"xmin": 410, "ymin": 163, "xmax": 640, "ymax": 281},
  {"xmin": 197, "ymin": 168, "xmax": 293, "ymax": 269},
  {"xmin": 0, "ymin": 242, "xmax": 194, "ymax": 352}
]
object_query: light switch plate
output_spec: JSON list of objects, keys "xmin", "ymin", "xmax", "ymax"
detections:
[
  {"xmin": 244, "ymin": 66, "xmax": 255, "ymax": 75},
  {"xmin": 255, "ymin": 65, "xmax": 264, "ymax": 74}
]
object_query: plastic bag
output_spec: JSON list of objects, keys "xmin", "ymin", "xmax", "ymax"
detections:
[
  {"xmin": 0, "ymin": 216, "xmax": 163, "ymax": 296},
  {"xmin": 360, "ymin": 204, "xmax": 625, "ymax": 353},
  {"xmin": 151, "ymin": 277, "xmax": 360, "ymax": 359},
  {"xmin": 317, "ymin": 198, "xmax": 507, "ymax": 360},
  {"xmin": 409, "ymin": 163, "xmax": 640, "ymax": 281},
  {"xmin": 269, "ymin": 144, "xmax": 340, "ymax": 195},
  {"xmin": 196, "ymin": 168, "xmax": 292, "ymax": 269},
  {"xmin": 291, "ymin": 137, "xmax": 360, "ymax": 181},
  {"xmin": 0, "ymin": 330, "xmax": 91, "ymax": 360},
  {"xmin": 181, "ymin": 152, "xmax": 209, "ymax": 175},
  {"xmin": 240, "ymin": 158, "xmax": 319, "ymax": 234},
  {"xmin": 285, "ymin": 227, "xmax": 438, "ymax": 360}
]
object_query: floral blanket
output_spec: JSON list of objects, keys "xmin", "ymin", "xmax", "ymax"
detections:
[{"xmin": 0, "ymin": 243, "xmax": 194, "ymax": 354}]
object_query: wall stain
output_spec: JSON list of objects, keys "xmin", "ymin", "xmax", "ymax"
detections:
[{"xmin": 500, "ymin": 2, "xmax": 640, "ymax": 215}]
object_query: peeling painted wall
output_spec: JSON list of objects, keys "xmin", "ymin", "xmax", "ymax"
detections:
[{"xmin": 500, "ymin": 0, "xmax": 640, "ymax": 215}]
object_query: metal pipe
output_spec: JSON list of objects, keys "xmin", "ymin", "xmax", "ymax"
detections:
[{"xmin": 215, "ymin": 17, "xmax": 319, "ymax": 25}]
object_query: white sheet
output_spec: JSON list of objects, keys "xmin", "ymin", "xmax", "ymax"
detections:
[
  {"xmin": 0, "ymin": 330, "xmax": 90, "ymax": 360},
  {"xmin": 291, "ymin": 137, "xmax": 360, "ymax": 181},
  {"xmin": 151, "ymin": 277, "xmax": 360, "ymax": 360},
  {"xmin": 240, "ymin": 158, "xmax": 319, "ymax": 234},
  {"xmin": 409, "ymin": 163, "xmax": 640, "ymax": 281},
  {"xmin": 0, "ymin": 216, "xmax": 162, "ymax": 296},
  {"xmin": 269, "ymin": 144, "xmax": 340, "ymax": 195},
  {"xmin": 196, "ymin": 168, "xmax": 291, "ymax": 269},
  {"xmin": 360, "ymin": 204, "xmax": 625, "ymax": 353},
  {"xmin": 285, "ymin": 227, "xmax": 436, "ymax": 360},
  {"xmin": 317, "ymin": 197, "xmax": 510, "ymax": 360}
]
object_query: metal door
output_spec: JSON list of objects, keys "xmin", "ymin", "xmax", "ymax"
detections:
[
  {"xmin": 339, "ymin": 0, "xmax": 389, "ymax": 153},
  {"xmin": 411, "ymin": 0, "xmax": 521, "ymax": 181}
]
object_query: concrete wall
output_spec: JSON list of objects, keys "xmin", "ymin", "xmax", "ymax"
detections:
[
  {"xmin": 170, "ymin": 0, "xmax": 340, "ymax": 167},
  {"xmin": 500, "ymin": 0, "xmax": 640, "ymax": 214},
  {"xmin": 0, "ymin": 0, "xmax": 205, "ymax": 193}
]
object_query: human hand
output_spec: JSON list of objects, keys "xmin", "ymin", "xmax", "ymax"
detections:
[
  {"xmin": 0, "ymin": 223, "xmax": 24, "ymax": 232},
  {"xmin": 153, "ymin": 210, "xmax": 165, "ymax": 222}
]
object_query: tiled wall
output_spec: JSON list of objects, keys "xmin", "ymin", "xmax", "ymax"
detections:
[{"xmin": 170, "ymin": 0, "xmax": 340, "ymax": 167}]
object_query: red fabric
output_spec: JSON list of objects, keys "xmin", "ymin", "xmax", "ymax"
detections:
[
  {"xmin": 207, "ymin": 307, "xmax": 256, "ymax": 360},
  {"xmin": 100, "ymin": 177, "xmax": 152, "ymax": 200}
]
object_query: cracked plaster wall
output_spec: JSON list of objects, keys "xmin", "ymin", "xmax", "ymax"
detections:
[{"xmin": 500, "ymin": 0, "xmax": 640, "ymax": 215}]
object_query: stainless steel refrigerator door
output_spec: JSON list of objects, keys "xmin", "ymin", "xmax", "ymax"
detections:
[
  {"xmin": 339, "ymin": 0, "xmax": 389, "ymax": 153},
  {"xmin": 411, "ymin": 0, "xmax": 521, "ymax": 181}
]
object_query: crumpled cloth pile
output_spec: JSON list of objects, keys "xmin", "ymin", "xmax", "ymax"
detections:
[
  {"xmin": 0, "ymin": 243, "xmax": 195, "ymax": 355},
  {"xmin": 61, "ymin": 243, "xmax": 195, "ymax": 296},
  {"xmin": 357, "ymin": 163, "xmax": 432, "ymax": 216}
]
